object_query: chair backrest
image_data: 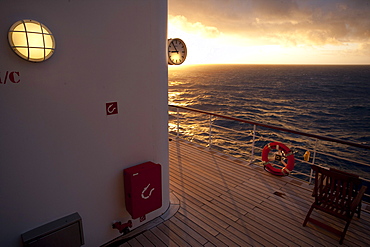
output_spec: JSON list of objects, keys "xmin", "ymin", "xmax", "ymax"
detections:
[{"xmin": 311, "ymin": 165, "xmax": 362, "ymax": 213}]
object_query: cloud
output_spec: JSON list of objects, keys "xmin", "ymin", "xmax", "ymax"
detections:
[
  {"xmin": 169, "ymin": 0, "xmax": 370, "ymax": 47},
  {"xmin": 169, "ymin": 15, "xmax": 222, "ymax": 39},
  {"xmin": 358, "ymin": 42, "xmax": 370, "ymax": 56}
]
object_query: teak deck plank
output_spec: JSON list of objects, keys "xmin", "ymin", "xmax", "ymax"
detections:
[
  {"xmin": 142, "ymin": 229, "xmax": 168, "ymax": 246},
  {"xmin": 121, "ymin": 139, "xmax": 370, "ymax": 247}
]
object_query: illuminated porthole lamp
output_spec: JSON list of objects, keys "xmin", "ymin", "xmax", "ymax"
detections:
[{"xmin": 8, "ymin": 20, "xmax": 55, "ymax": 62}]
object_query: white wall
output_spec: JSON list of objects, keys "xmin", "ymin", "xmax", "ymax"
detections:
[{"xmin": 0, "ymin": 1, "xmax": 169, "ymax": 246}]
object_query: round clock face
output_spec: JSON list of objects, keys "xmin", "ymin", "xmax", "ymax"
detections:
[{"xmin": 168, "ymin": 38, "xmax": 187, "ymax": 65}]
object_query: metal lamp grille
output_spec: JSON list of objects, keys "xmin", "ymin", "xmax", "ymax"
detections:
[{"xmin": 8, "ymin": 20, "xmax": 55, "ymax": 62}]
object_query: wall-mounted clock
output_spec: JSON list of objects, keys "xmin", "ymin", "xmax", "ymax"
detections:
[{"xmin": 168, "ymin": 38, "xmax": 187, "ymax": 65}]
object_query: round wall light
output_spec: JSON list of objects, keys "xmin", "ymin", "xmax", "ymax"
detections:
[{"xmin": 8, "ymin": 20, "xmax": 55, "ymax": 62}]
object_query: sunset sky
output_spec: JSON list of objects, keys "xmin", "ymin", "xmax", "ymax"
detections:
[{"xmin": 168, "ymin": 0, "xmax": 370, "ymax": 65}]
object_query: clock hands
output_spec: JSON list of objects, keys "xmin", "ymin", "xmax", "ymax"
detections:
[{"xmin": 170, "ymin": 41, "xmax": 179, "ymax": 53}]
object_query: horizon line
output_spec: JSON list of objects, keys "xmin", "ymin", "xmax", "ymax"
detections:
[{"xmin": 171, "ymin": 63, "xmax": 370, "ymax": 67}]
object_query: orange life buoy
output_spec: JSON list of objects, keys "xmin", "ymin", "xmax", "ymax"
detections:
[{"xmin": 262, "ymin": 141, "xmax": 295, "ymax": 176}]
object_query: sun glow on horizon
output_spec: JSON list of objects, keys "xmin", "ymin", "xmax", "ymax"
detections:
[{"xmin": 168, "ymin": 15, "xmax": 370, "ymax": 65}]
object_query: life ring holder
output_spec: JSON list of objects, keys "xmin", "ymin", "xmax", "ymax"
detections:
[{"xmin": 262, "ymin": 141, "xmax": 295, "ymax": 176}]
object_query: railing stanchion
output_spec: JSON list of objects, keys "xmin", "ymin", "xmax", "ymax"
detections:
[
  {"xmin": 309, "ymin": 139, "xmax": 319, "ymax": 184},
  {"xmin": 251, "ymin": 124, "xmax": 256, "ymax": 164},
  {"xmin": 208, "ymin": 115, "xmax": 212, "ymax": 149},
  {"xmin": 176, "ymin": 107, "xmax": 180, "ymax": 139}
]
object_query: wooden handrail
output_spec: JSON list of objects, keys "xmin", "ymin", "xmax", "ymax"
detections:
[{"xmin": 169, "ymin": 104, "xmax": 370, "ymax": 150}]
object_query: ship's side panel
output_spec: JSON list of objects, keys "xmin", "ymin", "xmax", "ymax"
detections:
[{"xmin": 0, "ymin": 1, "xmax": 168, "ymax": 246}]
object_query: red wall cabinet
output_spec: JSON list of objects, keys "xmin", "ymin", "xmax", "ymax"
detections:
[{"xmin": 124, "ymin": 162, "xmax": 162, "ymax": 219}]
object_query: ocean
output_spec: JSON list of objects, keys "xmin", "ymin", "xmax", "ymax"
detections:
[{"xmin": 168, "ymin": 64, "xmax": 370, "ymax": 182}]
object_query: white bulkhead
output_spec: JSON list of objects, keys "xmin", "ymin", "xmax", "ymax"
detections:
[{"xmin": 0, "ymin": 0, "xmax": 169, "ymax": 246}]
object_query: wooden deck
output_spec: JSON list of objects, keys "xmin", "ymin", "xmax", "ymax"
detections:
[{"xmin": 120, "ymin": 138, "xmax": 370, "ymax": 247}]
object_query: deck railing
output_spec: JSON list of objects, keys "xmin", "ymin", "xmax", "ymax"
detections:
[{"xmin": 169, "ymin": 104, "xmax": 370, "ymax": 202}]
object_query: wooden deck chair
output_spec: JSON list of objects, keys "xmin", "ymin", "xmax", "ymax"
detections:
[{"xmin": 303, "ymin": 165, "xmax": 367, "ymax": 244}]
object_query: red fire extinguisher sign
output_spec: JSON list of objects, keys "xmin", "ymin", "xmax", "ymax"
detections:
[{"xmin": 124, "ymin": 162, "xmax": 162, "ymax": 219}]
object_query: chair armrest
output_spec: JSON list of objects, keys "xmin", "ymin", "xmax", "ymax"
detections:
[{"xmin": 350, "ymin": 186, "xmax": 367, "ymax": 212}]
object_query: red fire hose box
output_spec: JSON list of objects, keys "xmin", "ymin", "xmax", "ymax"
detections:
[{"xmin": 124, "ymin": 161, "xmax": 162, "ymax": 219}]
